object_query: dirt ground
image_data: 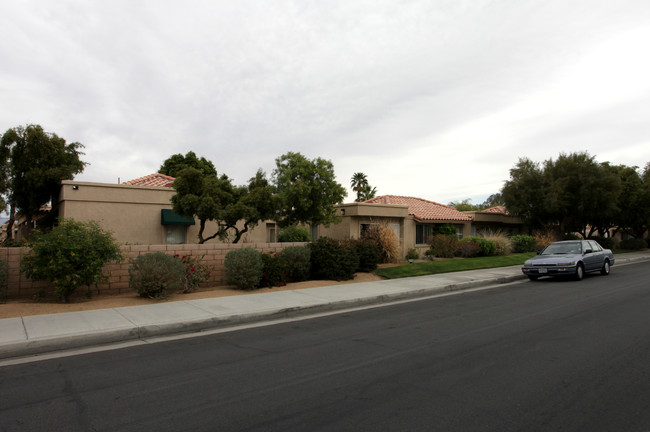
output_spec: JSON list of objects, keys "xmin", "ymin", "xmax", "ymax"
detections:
[{"xmin": 0, "ymin": 272, "xmax": 385, "ymax": 319}]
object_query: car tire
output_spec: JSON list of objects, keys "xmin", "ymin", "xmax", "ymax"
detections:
[
  {"xmin": 600, "ymin": 260, "xmax": 610, "ymax": 276},
  {"xmin": 528, "ymin": 275, "xmax": 539, "ymax": 281},
  {"xmin": 574, "ymin": 263, "xmax": 584, "ymax": 281}
]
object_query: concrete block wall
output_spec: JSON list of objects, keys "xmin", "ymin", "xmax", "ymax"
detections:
[{"xmin": 1, "ymin": 242, "xmax": 308, "ymax": 300}]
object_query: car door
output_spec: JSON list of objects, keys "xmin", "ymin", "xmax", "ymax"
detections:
[{"xmin": 583, "ymin": 240, "xmax": 603, "ymax": 271}]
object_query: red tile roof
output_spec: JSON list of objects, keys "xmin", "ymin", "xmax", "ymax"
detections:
[
  {"xmin": 481, "ymin": 205, "xmax": 509, "ymax": 215},
  {"xmin": 363, "ymin": 195, "xmax": 472, "ymax": 222},
  {"xmin": 123, "ymin": 173, "xmax": 175, "ymax": 188}
]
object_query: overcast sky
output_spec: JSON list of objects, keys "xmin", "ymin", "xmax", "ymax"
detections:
[{"xmin": 2, "ymin": 1, "xmax": 650, "ymax": 204}]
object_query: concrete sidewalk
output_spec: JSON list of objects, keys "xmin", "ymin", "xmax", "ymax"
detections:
[{"xmin": 2, "ymin": 252, "xmax": 649, "ymax": 360}]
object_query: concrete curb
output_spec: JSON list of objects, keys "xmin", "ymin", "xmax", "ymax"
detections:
[{"xmin": 0, "ymin": 273, "xmax": 528, "ymax": 360}]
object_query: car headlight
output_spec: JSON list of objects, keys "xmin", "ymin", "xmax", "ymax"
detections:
[{"xmin": 557, "ymin": 261, "xmax": 575, "ymax": 266}]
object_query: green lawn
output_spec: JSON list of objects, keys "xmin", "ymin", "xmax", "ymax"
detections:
[{"xmin": 375, "ymin": 253, "xmax": 537, "ymax": 279}]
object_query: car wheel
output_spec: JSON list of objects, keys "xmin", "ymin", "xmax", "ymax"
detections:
[
  {"xmin": 574, "ymin": 263, "xmax": 584, "ymax": 281},
  {"xmin": 528, "ymin": 275, "xmax": 539, "ymax": 281},
  {"xmin": 600, "ymin": 260, "xmax": 610, "ymax": 276}
]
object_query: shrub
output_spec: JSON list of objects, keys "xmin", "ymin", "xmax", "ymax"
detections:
[
  {"xmin": 310, "ymin": 237, "xmax": 359, "ymax": 281},
  {"xmin": 259, "ymin": 253, "xmax": 288, "ymax": 287},
  {"xmin": 174, "ymin": 254, "xmax": 211, "ymax": 293},
  {"xmin": 224, "ymin": 248, "xmax": 264, "ymax": 290},
  {"xmin": 428, "ymin": 234, "xmax": 459, "ymax": 258},
  {"xmin": 619, "ymin": 238, "xmax": 647, "ymax": 250},
  {"xmin": 458, "ymin": 241, "xmax": 480, "ymax": 258},
  {"xmin": 21, "ymin": 219, "xmax": 123, "ymax": 302},
  {"xmin": 405, "ymin": 248, "xmax": 420, "ymax": 260},
  {"xmin": 281, "ymin": 246, "xmax": 311, "ymax": 282},
  {"xmin": 434, "ymin": 224, "xmax": 458, "ymax": 236},
  {"xmin": 480, "ymin": 231, "xmax": 511, "ymax": 255},
  {"xmin": 129, "ymin": 252, "xmax": 186, "ymax": 299},
  {"xmin": 591, "ymin": 236, "xmax": 615, "ymax": 250},
  {"xmin": 460, "ymin": 236, "xmax": 497, "ymax": 256},
  {"xmin": 511, "ymin": 235, "xmax": 538, "ymax": 253},
  {"xmin": 361, "ymin": 223, "xmax": 400, "ymax": 263},
  {"xmin": 278, "ymin": 225, "xmax": 312, "ymax": 242},
  {"xmin": 354, "ymin": 240, "xmax": 381, "ymax": 272},
  {"xmin": 534, "ymin": 229, "xmax": 559, "ymax": 250},
  {"xmin": 0, "ymin": 260, "xmax": 8, "ymax": 303}
]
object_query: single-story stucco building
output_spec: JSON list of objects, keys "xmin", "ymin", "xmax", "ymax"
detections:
[{"xmin": 48, "ymin": 175, "xmax": 524, "ymax": 258}]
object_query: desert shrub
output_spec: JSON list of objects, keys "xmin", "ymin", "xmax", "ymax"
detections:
[
  {"xmin": 480, "ymin": 231, "xmax": 511, "ymax": 255},
  {"xmin": 0, "ymin": 260, "xmax": 8, "ymax": 303},
  {"xmin": 591, "ymin": 236, "xmax": 615, "ymax": 250},
  {"xmin": 354, "ymin": 240, "xmax": 381, "ymax": 272},
  {"xmin": 405, "ymin": 248, "xmax": 420, "ymax": 260},
  {"xmin": 428, "ymin": 234, "xmax": 459, "ymax": 258},
  {"xmin": 224, "ymin": 248, "xmax": 264, "ymax": 290},
  {"xmin": 129, "ymin": 252, "xmax": 186, "ymax": 299},
  {"xmin": 310, "ymin": 237, "xmax": 359, "ymax": 281},
  {"xmin": 361, "ymin": 223, "xmax": 399, "ymax": 263},
  {"xmin": 174, "ymin": 254, "xmax": 211, "ymax": 293},
  {"xmin": 280, "ymin": 246, "xmax": 311, "ymax": 282},
  {"xmin": 511, "ymin": 235, "xmax": 538, "ymax": 253},
  {"xmin": 21, "ymin": 219, "xmax": 123, "ymax": 302},
  {"xmin": 458, "ymin": 241, "xmax": 480, "ymax": 258},
  {"xmin": 460, "ymin": 236, "xmax": 497, "ymax": 256},
  {"xmin": 259, "ymin": 253, "xmax": 288, "ymax": 287},
  {"xmin": 278, "ymin": 225, "xmax": 312, "ymax": 242},
  {"xmin": 619, "ymin": 238, "xmax": 647, "ymax": 250},
  {"xmin": 534, "ymin": 229, "xmax": 559, "ymax": 250}
]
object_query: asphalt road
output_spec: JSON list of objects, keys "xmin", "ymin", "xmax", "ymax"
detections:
[{"xmin": 1, "ymin": 261, "xmax": 649, "ymax": 432}]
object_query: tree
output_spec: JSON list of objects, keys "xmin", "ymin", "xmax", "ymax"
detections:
[
  {"xmin": 448, "ymin": 198, "xmax": 480, "ymax": 211},
  {"xmin": 502, "ymin": 153, "xmax": 625, "ymax": 238},
  {"xmin": 159, "ymin": 151, "xmax": 217, "ymax": 177},
  {"xmin": 273, "ymin": 152, "xmax": 346, "ymax": 227},
  {"xmin": 359, "ymin": 183, "xmax": 377, "ymax": 201},
  {"xmin": 609, "ymin": 164, "xmax": 650, "ymax": 238},
  {"xmin": 501, "ymin": 157, "xmax": 549, "ymax": 230},
  {"xmin": 350, "ymin": 172, "xmax": 377, "ymax": 202},
  {"xmin": 171, "ymin": 167, "xmax": 278, "ymax": 244},
  {"xmin": 0, "ymin": 125, "xmax": 86, "ymax": 239},
  {"xmin": 543, "ymin": 152, "xmax": 620, "ymax": 237},
  {"xmin": 480, "ymin": 193, "xmax": 504, "ymax": 209}
]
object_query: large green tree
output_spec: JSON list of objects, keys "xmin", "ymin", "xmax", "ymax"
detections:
[
  {"xmin": 502, "ymin": 152, "xmax": 627, "ymax": 238},
  {"xmin": 608, "ymin": 164, "xmax": 650, "ymax": 238},
  {"xmin": 171, "ymin": 167, "xmax": 277, "ymax": 243},
  {"xmin": 159, "ymin": 151, "xmax": 217, "ymax": 177},
  {"xmin": 0, "ymin": 125, "xmax": 86, "ymax": 239},
  {"xmin": 543, "ymin": 152, "xmax": 620, "ymax": 237},
  {"xmin": 273, "ymin": 152, "xmax": 346, "ymax": 227},
  {"xmin": 501, "ymin": 157, "xmax": 548, "ymax": 229}
]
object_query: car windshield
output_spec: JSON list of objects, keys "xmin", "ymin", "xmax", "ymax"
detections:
[{"xmin": 541, "ymin": 242, "xmax": 582, "ymax": 255}]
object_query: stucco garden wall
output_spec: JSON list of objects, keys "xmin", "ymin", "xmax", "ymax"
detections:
[{"xmin": 1, "ymin": 242, "xmax": 307, "ymax": 300}]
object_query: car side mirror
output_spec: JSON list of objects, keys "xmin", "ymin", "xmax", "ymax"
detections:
[{"xmin": 585, "ymin": 249, "xmax": 593, "ymax": 254}]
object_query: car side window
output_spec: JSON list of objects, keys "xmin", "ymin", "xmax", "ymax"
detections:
[{"xmin": 588, "ymin": 240, "xmax": 602, "ymax": 252}]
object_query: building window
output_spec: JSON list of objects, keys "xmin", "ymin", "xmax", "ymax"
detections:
[
  {"xmin": 310, "ymin": 224, "xmax": 318, "ymax": 240},
  {"xmin": 166, "ymin": 226, "xmax": 187, "ymax": 244},
  {"xmin": 416, "ymin": 224, "xmax": 435, "ymax": 244}
]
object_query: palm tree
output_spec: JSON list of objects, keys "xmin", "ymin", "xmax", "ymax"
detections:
[
  {"xmin": 351, "ymin": 172, "xmax": 368, "ymax": 202},
  {"xmin": 359, "ymin": 183, "xmax": 377, "ymax": 201}
]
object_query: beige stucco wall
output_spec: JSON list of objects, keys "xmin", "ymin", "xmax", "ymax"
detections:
[{"xmin": 58, "ymin": 180, "xmax": 274, "ymax": 245}]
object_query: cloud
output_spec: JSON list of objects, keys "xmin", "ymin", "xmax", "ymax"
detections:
[{"xmin": 1, "ymin": 0, "xmax": 650, "ymax": 204}]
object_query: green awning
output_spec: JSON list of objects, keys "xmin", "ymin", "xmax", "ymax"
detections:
[{"xmin": 161, "ymin": 209, "xmax": 195, "ymax": 226}]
